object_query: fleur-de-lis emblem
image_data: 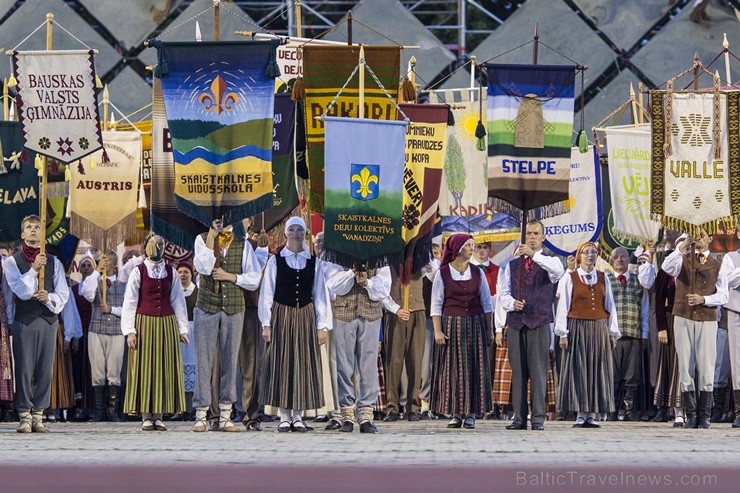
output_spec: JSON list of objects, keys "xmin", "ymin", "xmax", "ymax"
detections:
[
  {"xmin": 351, "ymin": 165, "xmax": 379, "ymax": 200},
  {"xmin": 198, "ymin": 75, "xmax": 239, "ymax": 115}
]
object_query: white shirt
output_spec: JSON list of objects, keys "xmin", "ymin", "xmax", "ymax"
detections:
[
  {"xmin": 720, "ymin": 252, "xmax": 740, "ymax": 293},
  {"xmin": 554, "ymin": 267, "xmax": 620, "ymax": 338},
  {"xmin": 118, "ymin": 255, "xmax": 144, "ymax": 283},
  {"xmin": 430, "ymin": 264, "xmax": 494, "ymax": 317},
  {"xmin": 258, "ymin": 247, "xmax": 332, "ymax": 330},
  {"xmin": 498, "ymin": 249, "xmax": 564, "ymax": 313},
  {"xmin": 60, "ymin": 293, "xmax": 83, "ymax": 341},
  {"xmin": 193, "ymin": 234, "xmax": 261, "ymax": 291},
  {"xmin": 120, "ymin": 259, "xmax": 189, "ymax": 336},
  {"xmin": 637, "ymin": 262, "xmax": 656, "ymax": 290},
  {"xmin": 661, "ymin": 246, "xmax": 728, "ymax": 307},
  {"xmin": 325, "ymin": 264, "xmax": 391, "ymax": 302},
  {"xmin": 81, "ymin": 272, "xmax": 122, "ymax": 317},
  {"xmin": 3, "ymin": 253, "xmax": 69, "ymax": 324}
]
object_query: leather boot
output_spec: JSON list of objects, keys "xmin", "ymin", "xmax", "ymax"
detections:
[
  {"xmin": 107, "ymin": 385, "xmax": 124, "ymax": 422},
  {"xmin": 650, "ymin": 407, "xmax": 669, "ymax": 422},
  {"xmin": 733, "ymin": 390, "xmax": 740, "ymax": 428},
  {"xmin": 682, "ymin": 391, "xmax": 698, "ymax": 429},
  {"xmin": 697, "ymin": 391, "xmax": 712, "ymax": 429},
  {"xmin": 90, "ymin": 386, "xmax": 106, "ymax": 422},
  {"xmin": 710, "ymin": 387, "xmax": 725, "ymax": 422},
  {"xmin": 720, "ymin": 387, "xmax": 733, "ymax": 422},
  {"xmin": 622, "ymin": 387, "xmax": 637, "ymax": 421}
]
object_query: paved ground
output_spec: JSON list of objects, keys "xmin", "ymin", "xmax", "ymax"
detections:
[{"xmin": 2, "ymin": 419, "xmax": 740, "ymax": 492}]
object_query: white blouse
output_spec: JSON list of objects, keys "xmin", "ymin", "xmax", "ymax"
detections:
[{"xmin": 258, "ymin": 248, "xmax": 333, "ymax": 330}]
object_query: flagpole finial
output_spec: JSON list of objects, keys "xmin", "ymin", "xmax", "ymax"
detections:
[{"xmin": 723, "ymin": 33, "xmax": 729, "ymax": 50}]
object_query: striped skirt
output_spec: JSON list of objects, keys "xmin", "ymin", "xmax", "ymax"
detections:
[
  {"xmin": 492, "ymin": 328, "xmax": 511, "ymax": 405},
  {"xmin": 259, "ymin": 303, "xmax": 324, "ymax": 410},
  {"xmin": 558, "ymin": 318, "xmax": 615, "ymax": 413},
  {"xmin": 653, "ymin": 314, "xmax": 682, "ymax": 408},
  {"xmin": 49, "ymin": 323, "xmax": 74, "ymax": 409},
  {"xmin": 431, "ymin": 314, "xmax": 492, "ymax": 416},
  {"xmin": 0, "ymin": 304, "xmax": 13, "ymax": 403},
  {"xmin": 124, "ymin": 314, "xmax": 186, "ymax": 415}
]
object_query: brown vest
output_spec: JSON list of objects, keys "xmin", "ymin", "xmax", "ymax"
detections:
[
  {"xmin": 673, "ymin": 253, "xmax": 721, "ymax": 322},
  {"xmin": 389, "ymin": 270, "xmax": 425, "ymax": 313},
  {"xmin": 567, "ymin": 270, "xmax": 609, "ymax": 320},
  {"xmin": 332, "ymin": 268, "xmax": 382, "ymax": 323}
]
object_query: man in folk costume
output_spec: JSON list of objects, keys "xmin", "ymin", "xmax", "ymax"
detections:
[
  {"xmin": 498, "ymin": 220, "xmax": 564, "ymax": 431},
  {"xmin": 606, "ymin": 247, "xmax": 651, "ymax": 421},
  {"xmin": 471, "ymin": 241, "xmax": 500, "ymax": 419},
  {"xmin": 192, "ymin": 219, "xmax": 262, "ymax": 432},
  {"xmin": 719, "ymin": 229, "xmax": 740, "ymax": 427},
  {"xmin": 661, "ymin": 231, "xmax": 728, "ymax": 429},
  {"xmin": 2, "ymin": 215, "xmax": 70, "ymax": 432},
  {"xmin": 80, "ymin": 251, "xmax": 125, "ymax": 422},
  {"xmin": 418, "ymin": 242, "xmax": 441, "ymax": 420},
  {"xmin": 326, "ymin": 263, "xmax": 392, "ymax": 434},
  {"xmin": 70, "ymin": 252, "xmax": 95, "ymax": 421}
]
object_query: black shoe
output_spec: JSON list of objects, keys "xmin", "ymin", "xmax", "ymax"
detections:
[
  {"xmin": 447, "ymin": 417, "xmax": 462, "ymax": 428},
  {"xmin": 584, "ymin": 419, "xmax": 601, "ymax": 428},
  {"xmin": 291, "ymin": 421, "xmax": 308, "ymax": 433},
  {"xmin": 360, "ymin": 421, "xmax": 378, "ymax": 434},
  {"xmin": 462, "ymin": 417, "xmax": 475, "ymax": 429},
  {"xmin": 420, "ymin": 410, "xmax": 436, "ymax": 420},
  {"xmin": 407, "ymin": 412, "xmax": 420, "ymax": 422},
  {"xmin": 651, "ymin": 408, "xmax": 668, "ymax": 422},
  {"xmin": 531, "ymin": 424, "xmax": 544, "ymax": 431},
  {"xmin": 383, "ymin": 411, "xmax": 399, "ymax": 422},
  {"xmin": 277, "ymin": 421, "xmax": 291, "ymax": 432},
  {"xmin": 606, "ymin": 412, "xmax": 618, "ymax": 421},
  {"xmin": 506, "ymin": 422, "xmax": 527, "ymax": 430},
  {"xmin": 232, "ymin": 410, "xmax": 246, "ymax": 423},
  {"xmin": 340, "ymin": 421, "xmax": 354, "ymax": 433},
  {"xmin": 245, "ymin": 420, "xmax": 262, "ymax": 431},
  {"xmin": 313, "ymin": 415, "xmax": 330, "ymax": 422},
  {"xmin": 572, "ymin": 419, "xmax": 586, "ymax": 428},
  {"xmin": 325, "ymin": 419, "xmax": 342, "ymax": 431}
]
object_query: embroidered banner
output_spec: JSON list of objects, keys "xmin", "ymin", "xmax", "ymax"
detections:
[
  {"xmin": 117, "ymin": 120, "xmax": 153, "ymax": 245},
  {"xmin": 604, "ymin": 124, "xmax": 661, "ymax": 243},
  {"xmin": 12, "ymin": 50, "xmax": 102, "ymax": 163},
  {"xmin": 150, "ymin": 78, "xmax": 202, "ymax": 250},
  {"xmin": 542, "ymin": 146, "xmax": 602, "ymax": 256},
  {"xmin": 428, "ymin": 88, "xmax": 489, "ymax": 217},
  {"xmin": 486, "ymin": 63, "xmax": 576, "ymax": 216},
  {"xmin": 323, "ymin": 117, "xmax": 407, "ymax": 268},
  {"xmin": 0, "ymin": 121, "xmax": 38, "ymax": 242},
  {"xmin": 651, "ymin": 90, "xmax": 740, "ymax": 235},
  {"xmin": 70, "ymin": 131, "xmax": 141, "ymax": 251},
  {"xmin": 252, "ymin": 93, "xmax": 299, "ymax": 233},
  {"xmin": 599, "ymin": 155, "xmax": 642, "ymax": 258},
  {"xmin": 152, "ymin": 40, "xmax": 279, "ymax": 227},
  {"xmin": 398, "ymin": 103, "xmax": 447, "ymax": 279},
  {"xmin": 303, "ymin": 45, "xmax": 401, "ymax": 213},
  {"xmin": 46, "ymin": 159, "xmax": 70, "ymax": 246}
]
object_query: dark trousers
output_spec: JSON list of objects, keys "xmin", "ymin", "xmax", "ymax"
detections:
[
  {"xmin": 385, "ymin": 311, "xmax": 426, "ymax": 413},
  {"xmin": 12, "ymin": 319, "xmax": 57, "ymax": 412},
  {"xmin": 508, "ymin": 323, "xmax": 550, "ymax": 426},
  {"xmin": 613, "ymin": 336, "xmax": 642, "ymax": 409},
  {"xmin": 238, "ymin": 307, "xmax": 263, "ymax": 422}
]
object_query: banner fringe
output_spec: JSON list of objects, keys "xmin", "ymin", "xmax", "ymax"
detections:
[
  {"xmin": 70, "ymin": 211, "xmax": 137, "ymax": 251},
  {"xmin": 651, "ymin": 213, "xmax": 739, "ymax": 237},
  {"xmin": 150, "ymin": 214, "xmax": 197, "ymax": 251},
  {"xmin": 323, "ymin": 248, "xmax": 404, "ymax": 271},
  {"xmin": 174, "ymin": 194, "xmax": 274, "ymax": 229}
]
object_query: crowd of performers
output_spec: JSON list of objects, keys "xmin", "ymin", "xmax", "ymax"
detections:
[{"xmin": 2, "ymin": 214, "xmax": 740, "ymax": 433}]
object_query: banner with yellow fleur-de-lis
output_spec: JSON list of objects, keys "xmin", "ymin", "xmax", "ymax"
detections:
[
  {"xmin": 150, "ymin": 40, "xmax": 281, "ymax": 228},
  {"xmin": 323, "ymin": 117, "xmax": 407, "ymax": 268},
  {"xmin": 650, "ymin": 90, "xmax": 740, "ymax": 236}
]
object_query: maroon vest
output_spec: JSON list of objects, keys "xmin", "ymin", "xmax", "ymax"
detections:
[
  {"xmin": 136, "ymin": 263, "xmax": 175, "ymax": 317},
  {"xmin": 440, "ymin": 264, "xmax": 484, "ymax": 317}
]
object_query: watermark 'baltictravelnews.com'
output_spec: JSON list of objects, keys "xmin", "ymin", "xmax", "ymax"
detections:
[{"xmin": 516, "ymin": 470, "xmax": 718, "ymax": 488}]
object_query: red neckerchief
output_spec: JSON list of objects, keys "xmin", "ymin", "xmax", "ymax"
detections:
[{"xmin": 22, "ymin": 242, "xmax": 40, "ymax": 265}]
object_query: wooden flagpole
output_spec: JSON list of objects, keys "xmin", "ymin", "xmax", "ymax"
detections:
[
  {"xmin": 214, "ymin": 0, "xmax": 220, "ymax": 42},
  {"xmin": 296, "ymin": 0, "xmax": 303, "ymax": 37},
  {"xmin": 38, "ymin": 13, "xmax": 53, "ymax": 288},
  {"xmin": 3, "ymin": 78, "xmax": 7, "ymax": 121}
]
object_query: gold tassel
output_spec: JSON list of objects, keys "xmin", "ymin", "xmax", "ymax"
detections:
[
  {"xmin": 90, "ymin": 155, "xmax": 97, "ymax": 169},
  {"xmin": 291, "ymin": 76, "xmax": 305, "ymax": 101},
  {"xmin": 64, "ymin": 164, "xmax": 71, "ymax": 182},
  {"xmin": 7, "ymin": 74, "xmax": 16, "ymax": 87},
  {"xmin": 402, "ymin": 76, "xmax": 416, "ymax": 103},
  {"xmin": 34, "ymin": 154, "xmax": 42, "ymax": 169},
  {"xmin": 95, "ymin": 75, "xmax": 103, "ymax": 89},
  {"xmin": 257, "ymin": 229, "xmax": 269, "ymax": 248}
]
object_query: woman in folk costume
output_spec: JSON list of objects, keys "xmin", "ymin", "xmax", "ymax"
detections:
[
  {"xmin": 555, "ymin": 241, "xmax": 620, "ymax": 428},
  {"xmin": 258, "ymin": 216, "xmax": 332, "ymax": 432},
  {"xmin": 121, "ymin": 235, "xmax": 190, "ymax": 431},
  {"xmin": 430, "ymin": 233, "xmax": 493, "ymax": 429},
  {"xmin": 176, "ymin": 261, "xmax": 198, "ymax": 420},
  {"xmin": 0, "ymin": 260, "xmax": 14, "ymax": 405},
  {"xmin": 47, "ymin": 289, "xmax": 82, "ymax": 422}
]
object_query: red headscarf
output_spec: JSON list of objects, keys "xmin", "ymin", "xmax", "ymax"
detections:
[{"xmin": 441, "ymin": 234, "xmax": 473, "ymax": 268}]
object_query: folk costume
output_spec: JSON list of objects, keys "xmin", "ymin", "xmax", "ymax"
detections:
[
  {"xmin": 720, "ymin": 248, "xmax": 740, "ymax": 427},
  {"xmin": 81, "ymin": 269, "xmax": 126, "ymax": 422},
  {"xmin": 662, "ymin": 241, "xmax": 727, "ymax": 429},
  {"xmin": 555, "ymin": 244, "xmax": 620, "ymax": 426},
  {"xmin": 48, "ymin": 297, "xmax": 82, "ymax": 416},
  {"xmin": 326, "ymin": 263, "xmax": 392, "ymax": 434},
  {"xmin": 259, "ymin": 216, "xmax": 332, "ymax": 431},
  {"xmin": 178, "ymin": 262, "xmax": 198, "ymax": 419},
  {"xmin": 3, "ymin": 244, "xmax": 70, "ymax": 432},
  {"xmin": 71, "ymin": 257, "xmax": 94, "ymax": 420},
  {"xmin": 192, "ymin": 227, "xmax": 261, "ymax": 432},
  {"xmin": 121, "ymin": 258, "xmax": 189, "ymax": 429},
  {"xmin": 430, "ymin": 234, "xmax": 493, "ymax": 426},
  {"xmin": 499, "ymin": 247, "xmax": 564, "ymax": 430},
  {"xmin": 0, "ymin": 260, "xmax": 14, "ymax": 404}
]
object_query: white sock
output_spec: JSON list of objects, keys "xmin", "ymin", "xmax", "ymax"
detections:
[
  {"xmin": 575, "ymin": 412, "xmax": 586, "ymax": 423},
  {"xmin": 292, "ymin": 410, "xmax": 303, "ymax": 423},
  {"xmin": 586, "ymin": 413, "xmax": 596, "ymax": 422},
  {"xmin": 279, "ymin": 408, "xmax": 291, "ymax": 423}
]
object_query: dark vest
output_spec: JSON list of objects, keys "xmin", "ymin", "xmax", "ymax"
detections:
[
  {"xmin": 73, "ymin": 283, "xmax": 93, "ymax": 331},
  {"xmin": 568, "ymin": 271, "xmax": 609, "ymax": 320},
  {"xmin": 273, "ymin": 254, "xmax": 315, "ymax": 308},
  {"xmin": 185, "ymin": 285, "xmax": 198, "ymax": 321},
  {"xmin": 505, "ymin": 257, "xmax": 558, "ymax": 330},
  {"xmin": 196, "ymin": 233, "xmax": 246, "ymax": 315},
  {"xmin": 136, "ymin": 263, "xmax": 175, "ymax": 317},
  {"xmin": 11, "ymin": 251, "xmax": 56, "ymax": 325},
  {"xmin": 673, "ymin": 253, "xmax": 721, "ymax": 322},
  {"xmin": 440, "ymin": 264, "xmax": 483, "ymax": 317},
  {"xmin": 423, "ymin": 277, "xmax": 433, "ymax": 318}
]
